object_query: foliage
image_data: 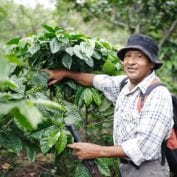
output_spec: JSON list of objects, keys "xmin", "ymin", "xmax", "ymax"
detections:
[
  {"xmin": 56, "ymin": 0, "xmax": 177, "ymax": 94},
  {"xmin": 1, "ymin": 25, "xmax": 122, "ymax": 176}
]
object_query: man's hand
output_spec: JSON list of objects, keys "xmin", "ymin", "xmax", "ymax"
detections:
[
  {"xmin": 67, "ymin": 142, "xmax": 127, "ymax": 160},
  {"xmin": 43, "ymin": 69, "xmax": 67, "ymax": 86},
  {"xmin": 67, "ymin": 142, "xmax": 103, "ymax": 160},
  {"xmin": 43, "ymin": 69, "xmax": 95, "ymax": 87}
]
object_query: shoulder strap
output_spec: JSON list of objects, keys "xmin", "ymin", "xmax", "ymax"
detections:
[
  {"xmin": 139, "ymin": 82, "xmax": 165, "ymax": 109},
  {"xmin": 120, "ymin": 77, "xmax": 128, "ymax": 91}
]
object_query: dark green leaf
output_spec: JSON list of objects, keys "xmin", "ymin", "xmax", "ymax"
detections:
[
  {"xmin": 74, "ymin": 162, "xmax": 91, "ymax": 177},
  {"xmin": 62, "ymin": 53, "xmax": 72, "ymax": 69},
  {"xmin": 0, "ymin": 134, "xmax": 22, "ymax": 155},
  {"xmin": 25, "ymin": 144, "xmax": 37, "ymax": 161},
  {"xmin": 91, "ymin": 88, "xmax": 101, "ymax": 105},
  {"xmin": 96, "ymin": 158, "xmax": 111, "ymax": 176},
  {"xmin": 83, "ymin": 88, "xmax": 93, "ymax": 106},
  {"xmin": 74, "ymin": 87, "xmax": 85, "ymax": 107}
]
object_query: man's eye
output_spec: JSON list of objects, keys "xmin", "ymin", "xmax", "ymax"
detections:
[{"xmin": 125, "ymin": 54, "xmax": 130, "ymax": 57}]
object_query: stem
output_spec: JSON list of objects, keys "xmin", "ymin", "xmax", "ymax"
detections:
[
  {"xmin": 0, "ymin": 119, "xmax": 13, "ymax": 133},
  {"xmin": 84, "ymin": 105, "xmax": 88, "ymax": 141},
  {"xmin": 90, "ymin": 118, "xmax": 114, "ymax": 126}
]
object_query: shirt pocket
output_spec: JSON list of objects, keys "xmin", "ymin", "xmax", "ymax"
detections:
[{"xmin": 121, "ymin": 109, "xmax": 140, "ymax": 135}]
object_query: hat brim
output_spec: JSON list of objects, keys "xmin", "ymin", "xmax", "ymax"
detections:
[{"xmin": 117, "ymin": 45, "xmax": 163, "ymax": 70}]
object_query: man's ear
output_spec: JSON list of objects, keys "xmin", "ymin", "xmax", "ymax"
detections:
[{"xmin": 151, "ymin": 63, "xmax": 155, "ymax": 69}]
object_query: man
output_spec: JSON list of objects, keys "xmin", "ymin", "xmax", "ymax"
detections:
[{"xmin": 45, "ymin": 33, "xmax": 173, "ymax": 177}]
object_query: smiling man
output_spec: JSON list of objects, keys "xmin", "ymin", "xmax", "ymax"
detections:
[{"xmin": 45, "ymin": 33, "xmax": 173, "ymax": 177}]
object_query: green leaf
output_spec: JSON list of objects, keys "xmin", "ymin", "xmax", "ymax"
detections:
[
  {"xmin": 31, "ymin": 71, "xmax": 49, "ymax": 87},
  {"xmin": 102, "ymin": 61, "xmax": 117, "ymax": 75},
  {"xmin": 74, "ymin": 87, "xmax": 84, "ymax": 107},
  {"xmin": 65, "ymin": 80, "xmax": 77, "ymax": 90},
  {"xmin": 6, "ymin": 37, "xmax": 21, "ymax": 45},
  {"xmin": 29, "ymin": 99, "xmax": 66, "ymax": 112},
  {"xmin": 102, "ymin": 41, "xmax": 112, "ymax": 50},
  {"xmin": 98, "ymin": 98, "xmax": 112, "ymax": 112},
  {"xmin": 0, "ymin": 133, "xmax": 22, "ymax": 155},
  {"xmin": 3, "ymin": 80, "xmax": 18, "ymax": 89},
  {"xmin": 62, "ymin": 53, "xmax": 72, "ymax": 69},
  {"xmin": 6, "ymin": 55, "xmax": 24, "ymax": 66},
  {"xmin": 84, "ymin": 57, "xmax": 94, "ymax": 67},
  {"xmin": 25, "ymin": 144, "xmax": 37, "ymax": 161},
  {"xmin": 30, "ymin": 129, "xmax": 45, "ymax": 140},
  {"xmin": 12, "ymin": 102, "xmax": 43, "ymax": 131},
  {"xmin": 64, "ymin": 101, "xmax": 82, "ymax": 124},
  {"xmin": 40, "ymin": 126, "xmax": 61, "ymax": 154},
  {"xmin": 74, "ymin": 162, "xmax": 91, "ymax": 177},
  {"xmin": 73, "ymin": 44, "xmax": 85, "ymax": 59},
  {"xmin": 42, "ymin": 24, "xmax": 55, "ymax": 33},
  {"xmin": 55, "ymin": 131, "xmax": 67, "ymax": 155},
  {"xmin": 50, "ymin": 37, "xmax": 61, "ymax": 54},
  {"xmin": 92, "ymin": 50, "xmax": 101, "ymax": 60},
  {"xmin": 96, "ymin": 158, "xmax": 111, "ymax": 177},
  {"xmin": 66, "ymin": 47, "xmax": 74, "ymax": 56},
  {"xmin": 83, "ymin": 88, "xmax": 93, "ymax": 106},
  {"xmin": 0, "ymin": 58, "xmax": 10, "ymax": 82},
  {"xmin": 0, "ymin": 101, "xmax": 42, "ymax": 131},
  {"xmin": 73, "ymin": 41, "xmax": 95, "ymax": 67},
  {"xmin": 28, "ymin": 43, "xmax": 40, "ymax": 55},
  {"xmin": 91, "ymin": 88, "xmax": 101, "ymax": 105}
]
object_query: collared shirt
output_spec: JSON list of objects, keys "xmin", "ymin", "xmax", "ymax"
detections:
[{"xmin": 93, "ymin": 71, "xmax": 173, "ymax": 165}]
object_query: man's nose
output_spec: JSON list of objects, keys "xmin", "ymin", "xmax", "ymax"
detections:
[{"xmin": 127, "ymin": 57, "xmax": 136, "ymax": 64}]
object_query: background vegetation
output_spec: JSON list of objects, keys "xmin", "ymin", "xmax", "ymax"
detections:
[{"xmin": 0, "ymin": 0, "xmax": 177, "ymax": 176}]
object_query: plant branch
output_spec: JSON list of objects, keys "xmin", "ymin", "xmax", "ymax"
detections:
[
  {"xmin": 90, "ymin": 117, "xmax": 114, "ymax": 126},
  {"xmin": 158, "ymin": 19, "xmax": 177, "ymax": 49}
]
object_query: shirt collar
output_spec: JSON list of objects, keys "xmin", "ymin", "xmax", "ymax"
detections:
[{"xmin": 126, "ymin": 71, "xmax": 158, "ymax": 94}]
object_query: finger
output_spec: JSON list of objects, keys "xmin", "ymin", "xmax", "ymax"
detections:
[
  {"xmin": 48, "ymin": 80, "xmax": 58, "ymax": 86},
  {"xmin": 67, "ymin": 144, "xmax": 75, "ymax": 149},
  {"xmin": 67, "ymin": 143, "xmax": 81, "ymax": 149}
]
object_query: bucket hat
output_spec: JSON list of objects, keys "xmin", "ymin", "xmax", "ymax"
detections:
[{"xmin": 117, "ymin": 33, "xmax": 163, "ymax": 70}]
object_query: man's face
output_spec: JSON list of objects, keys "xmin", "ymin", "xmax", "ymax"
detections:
[{"xmin": 123, "ymin": 49, "xmax": 155, "ymax": 84}]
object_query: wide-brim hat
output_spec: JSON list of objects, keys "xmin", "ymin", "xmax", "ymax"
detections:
[{"xmin": 117, "ymin": 33, "xmax": 163, "ymax": 70}]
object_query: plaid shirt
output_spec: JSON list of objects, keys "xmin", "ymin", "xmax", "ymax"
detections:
[{"xmin": 93, "ymin": 71, "xmax": 173, "ymax": 165}]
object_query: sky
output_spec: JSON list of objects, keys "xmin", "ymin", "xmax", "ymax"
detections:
[{"xmin": 13, "ymin": 0, "xmax": 55, "ymax": 9}]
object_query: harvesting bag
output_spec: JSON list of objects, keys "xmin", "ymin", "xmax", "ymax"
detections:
[{"xmin": 166, "ymin": 94, "xmax": 177, "ymax": 173}]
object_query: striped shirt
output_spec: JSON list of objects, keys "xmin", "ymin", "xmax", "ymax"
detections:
[{"xmin": 93, "ymin": 71, "xmax": 173, "ymax": 165}]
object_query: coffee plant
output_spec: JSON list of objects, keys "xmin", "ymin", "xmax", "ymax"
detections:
[{"xmin": 0, "ymin": 25, "xmax": 122, "ymax": 177}]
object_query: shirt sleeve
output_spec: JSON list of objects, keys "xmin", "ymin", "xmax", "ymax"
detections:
[
  {"xmin": 121, "ymin": 86, "xmax": 174, "ymax": 165},
  {"xmin": 93, "ymin": 74, "xmax": 126, "ymax": 104}
]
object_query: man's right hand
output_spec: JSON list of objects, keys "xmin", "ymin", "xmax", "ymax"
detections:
[
  {"xmin": 43, "ymin": 69, "xmax": 95, "ymax": 87},
  {"xmin": 43, "ymin": 69, "xmax": 67, "ymax": 86}
]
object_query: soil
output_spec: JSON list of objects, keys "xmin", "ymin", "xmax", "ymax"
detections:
[{"xmin": 0, "ymin": 153, "xmax": 58, "ymax": 177}]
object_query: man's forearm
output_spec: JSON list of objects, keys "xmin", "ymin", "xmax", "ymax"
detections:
[
  {"xmin": 64, "ymin": 71, "xmax": 96, "ymax": 86},
  {"xmin": 67, "ymin": 143, "xmax": 127, "ymax": 159},
  {"xmin": 100, "ymin": 145, "xmax": 127, "ymax": 158}
]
